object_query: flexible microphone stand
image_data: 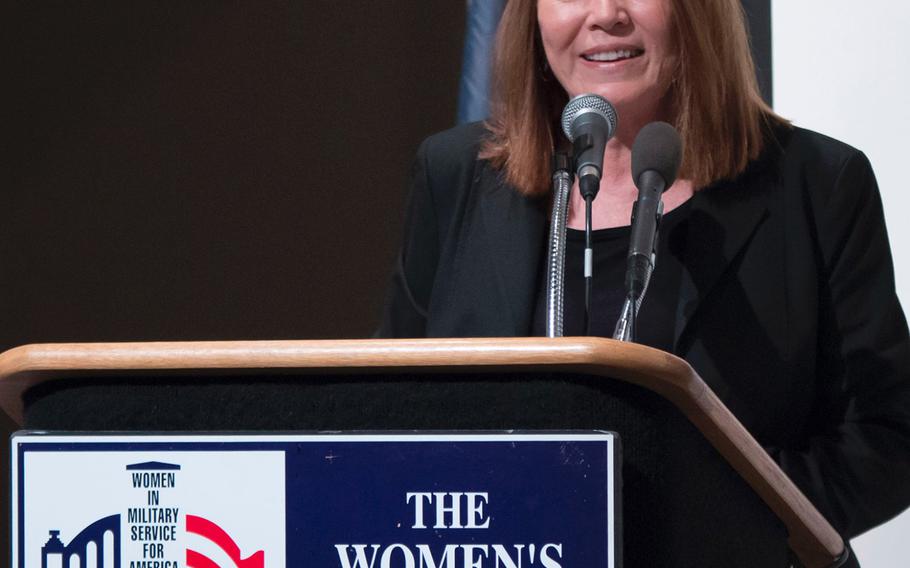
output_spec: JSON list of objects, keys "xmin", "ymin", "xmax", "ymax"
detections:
[{"xmin": 544, "ymin": 153, "xmax": 574, "ymax": 337}]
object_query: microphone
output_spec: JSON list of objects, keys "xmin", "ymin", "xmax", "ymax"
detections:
[
  {"xmin": 560, "ymin": 94, "xmax": 618, "ymax": 200},
  {"xmin": 561, "ymin": 94, "xmax": 618, "ymax": 334},
  {"xmin": 625, "ymin": 121, "xmax": 682, "ymax": 299}
]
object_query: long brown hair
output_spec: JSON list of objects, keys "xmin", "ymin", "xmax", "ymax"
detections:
[{"xmin": 480, "ymin": 0, "xmax": 788, "ymax": 195}]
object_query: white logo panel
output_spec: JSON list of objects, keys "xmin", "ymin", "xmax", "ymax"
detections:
[{"xmin": 20, "ymin": 450, "xmax": 285, "ymax": 568}]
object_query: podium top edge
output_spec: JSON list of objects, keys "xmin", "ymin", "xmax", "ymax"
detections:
[{"xmin": 0, "ymin": 337, "xmax": 696, "ymax": 424}]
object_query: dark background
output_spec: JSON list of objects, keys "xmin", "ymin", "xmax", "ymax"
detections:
[{"xmin": 1, "ymin": 1, "xmax": 770, "ymax": 562}]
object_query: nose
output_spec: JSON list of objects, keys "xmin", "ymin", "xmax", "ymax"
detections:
[{"xmin": 587, "ymin": 0, "xmax": 631, "ymax": 31}]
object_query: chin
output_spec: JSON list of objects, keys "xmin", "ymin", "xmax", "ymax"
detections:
[{"xmin": 599, "ymin": 90, "xmax": 665, "ymax": 122}]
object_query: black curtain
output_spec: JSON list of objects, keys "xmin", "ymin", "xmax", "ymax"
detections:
[{"xmin": 1, "ymin": 3, "xmax": 466, "ymax": 561}]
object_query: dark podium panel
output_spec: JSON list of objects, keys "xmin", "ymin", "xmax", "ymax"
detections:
[{"xmin": 0, "ymin": 338, "xmax": 845, "ymax": 568}]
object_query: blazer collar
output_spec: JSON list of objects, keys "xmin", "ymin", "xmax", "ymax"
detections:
[
  {"xmin": 478, "ymin": 165, "xmax": 547, "ymax": 336},
  {"xmin": 670, "ymin": 166, "xmax": 773, "ymax": 352}
]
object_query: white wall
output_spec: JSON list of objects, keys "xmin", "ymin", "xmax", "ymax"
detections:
[{"xmin": 772, "ymin": 1, "xmax": 910, "ymax": 565}]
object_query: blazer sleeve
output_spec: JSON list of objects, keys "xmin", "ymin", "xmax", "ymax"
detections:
[
  {"xmin": 777, "ymin": 150, "xmax": 910, "ymax": 538},
  {"xmin": 375, "ymin": 138, "xmax": 439, "ymax": 338}
]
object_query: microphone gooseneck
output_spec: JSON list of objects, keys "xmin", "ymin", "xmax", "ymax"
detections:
[
  {"xmin": 614, "ymin": 121, "xmax": 683, "ymax": 342},
  {"xmin": 544, "ymin": 153, "xmax": 575, "ymax": 338}
]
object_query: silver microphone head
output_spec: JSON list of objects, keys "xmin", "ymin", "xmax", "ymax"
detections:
[{"xmin": 561, "ymin": 94, "xmax": 618, "ymax": 141}]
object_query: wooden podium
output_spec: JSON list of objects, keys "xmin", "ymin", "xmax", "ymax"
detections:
[{"xmin": 0, "ymin": 337, "xmax": 846, "ymax": 567}]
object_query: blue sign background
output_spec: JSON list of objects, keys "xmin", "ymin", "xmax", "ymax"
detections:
[{"xmin": 14, "ymin": 433, "xmax": 619, "ymax": 567}]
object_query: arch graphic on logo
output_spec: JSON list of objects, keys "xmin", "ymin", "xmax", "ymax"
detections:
[
  {"xmin": 186, "ymin": 514, "xmax": 265, "ymax": 568},
  {"xmin": 41, "ymin": 515, "xmax": 121, "ymax": 568}
]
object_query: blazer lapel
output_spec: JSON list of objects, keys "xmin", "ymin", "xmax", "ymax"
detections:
[
  {"xmin": 671, "ymin": 173, "xmax": 771, "ymax": 351},
  {"xmin": 478, "ymin": 166, "xmax": 547, "ymax": 336}
]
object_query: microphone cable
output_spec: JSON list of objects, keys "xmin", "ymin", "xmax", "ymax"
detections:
[{"xmin": 584, "ymin": 193, "xmax": 594, "ymax": 335}]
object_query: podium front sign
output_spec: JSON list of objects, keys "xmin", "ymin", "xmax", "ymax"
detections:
[{"xmin": 12, "ymin": 433, "xmax": 620, "ymax": 568}]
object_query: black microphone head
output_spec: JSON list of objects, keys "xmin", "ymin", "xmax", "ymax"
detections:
[
  {"xmin": 631, "ymin": 121, "xmax": 682, "ymax": 189},
  {"xmin": 561, "ymin": 94, "xmax": 618, "ymax": 142}
]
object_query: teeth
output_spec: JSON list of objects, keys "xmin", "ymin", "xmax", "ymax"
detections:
[{"xmin": 584, "ymin": 49, "xmax": 642, "ymax": 62}]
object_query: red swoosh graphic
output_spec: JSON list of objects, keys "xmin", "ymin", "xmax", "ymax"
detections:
[
  {"xmin": 186, "ymin": 549, "xmax": 221, "ymax": 568},
  {"xmin": 186, "ymin": 514, "xmax": 265, "ymax": 568}
]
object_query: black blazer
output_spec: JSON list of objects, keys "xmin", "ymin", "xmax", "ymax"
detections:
[{"xmin": 377, "ymin": 122, "xmax": 910, "ymax": 543}]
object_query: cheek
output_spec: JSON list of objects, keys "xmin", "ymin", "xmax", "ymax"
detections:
[
  {"xmin": 537, "ymin": 6, "xmax": 585, "ymax": 93},
  {"xmin": 650, "ymin": 29, "xmax": 677, "ymax": 85},
  {"xmin": 642, "ymin": 5, "xmax": 675, "ymax": 59},
  {"xmin": 537, "ymin": 1, "xmax": 583, "ymax": 56}
]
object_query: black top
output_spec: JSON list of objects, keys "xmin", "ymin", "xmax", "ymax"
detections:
[{"xmin": 532, "ymin": 199, "xmax": 692, "ymax": 351}]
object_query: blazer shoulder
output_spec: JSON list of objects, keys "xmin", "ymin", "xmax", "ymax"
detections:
[
  {"xmin": 417, "ymin": 121, "xmax": 491, "ymax": 175},
  {"xmin": 767, "ymin": 125, "xmax": 876, "ymax": 208},
  {"xmin": 412, "ymin": 122, "xmax": 496, "ymax": 220},
  {"xmin": 773, "ymin": 126, "xmax": 870, "ymax": 182},
  {"xmin": 421, "ymin": 121, "xmax": 490, "ymax": 153}
]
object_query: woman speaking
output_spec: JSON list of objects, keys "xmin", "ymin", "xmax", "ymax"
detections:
[{"xmin": 378, "ymin": 0, "xmax": 910, "ymax": 565}]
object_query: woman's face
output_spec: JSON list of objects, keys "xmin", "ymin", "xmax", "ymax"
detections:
[{"xmin": 537, "ymin": 0, "xmax": 675, "ymax": 120}]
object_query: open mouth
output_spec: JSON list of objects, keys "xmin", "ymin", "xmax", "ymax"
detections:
[{"xmin": 582, "ymin": 49, "xmax": 644, "ymax": 63}]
